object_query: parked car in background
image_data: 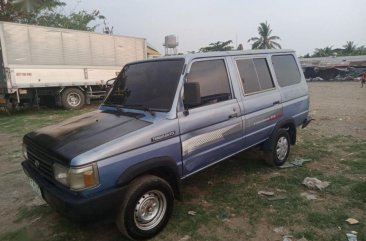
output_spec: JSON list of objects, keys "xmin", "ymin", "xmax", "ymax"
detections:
[{"xmin": 21, "ymin": 49, "xmax": 311, "ymax": 240}]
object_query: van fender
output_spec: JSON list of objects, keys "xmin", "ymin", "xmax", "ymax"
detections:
[
  {"xmin": 262, "ymin": 117, "xmax": 297, "ymax": 151},
  {"xmin": 116, "ymin": 157, "xmax": 182, "ymax": 199}
]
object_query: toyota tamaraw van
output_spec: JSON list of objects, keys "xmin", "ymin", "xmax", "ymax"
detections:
[{"xmin": 21, "ymin": 49, "xmax": 311, "ymax": 240}]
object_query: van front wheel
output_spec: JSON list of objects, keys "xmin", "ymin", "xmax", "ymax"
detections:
[
  {"xmin": 116, "ymin": 175, "xmax": 174, "ymax": 240},
  {"xmin": 263, "ymin": 129, "xmax": 290, "ymax": 166}
]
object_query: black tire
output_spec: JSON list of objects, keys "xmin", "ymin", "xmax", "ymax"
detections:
[
  {"xmin": 61, "ymin": 88, "xmax": 85, "ymax": 110},
  {"xmin": 263, "ymin": 129, "xmax": 291, "ymax": 166},
  {"xmin": 116, "ymin": 175, "xmax": 174, "ymax": 240}
]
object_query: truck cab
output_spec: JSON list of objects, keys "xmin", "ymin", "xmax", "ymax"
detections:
[{"xmin": 21, "ymin": 49, "xmax": 311, "ymax": 240}]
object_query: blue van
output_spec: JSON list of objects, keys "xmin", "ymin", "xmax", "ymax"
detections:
[{"xmin": 21, "ymin": 49, "xmax": 311, "ymax": 240}]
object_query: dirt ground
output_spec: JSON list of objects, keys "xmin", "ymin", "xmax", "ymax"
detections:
[
  {"xmin": 307, "ymin": 81, "xmax": 366, "ymax": 139},
  {"xmin": 0, "ymin": 81, "xmax": 365, "ymax": 241}
]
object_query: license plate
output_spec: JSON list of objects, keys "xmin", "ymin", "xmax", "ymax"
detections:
[{"xmin": 27, "ymin": 176, "xmax": 42, "ymax": 198}]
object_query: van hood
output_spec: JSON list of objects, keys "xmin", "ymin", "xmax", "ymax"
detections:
[{"xmin": 23, "ymin": 110, "xmax": 151, "ymax": 163}]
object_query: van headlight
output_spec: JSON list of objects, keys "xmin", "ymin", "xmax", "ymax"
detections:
[{"xmin": 53, "ymin": 163, "xmax": 99, "ymax": 190}]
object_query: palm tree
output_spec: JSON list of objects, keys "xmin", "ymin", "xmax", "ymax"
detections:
[
  {"xmin": 248, "ymin": 21, "xmax": 281, "ymax": 49},
  {"xmin": 342, "ymin": 41, "xmax": 357, "ymax": 56},
  {"xmin": 313, "ymin": 46, "xmax": 334, "ymax": 57}
]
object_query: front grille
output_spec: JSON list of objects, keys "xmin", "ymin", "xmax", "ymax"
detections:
[
  {"xmin": 26, "ymin": 141, "xmax": 57, "ymax": 179},
  {"xmin": 28, "ymin": 150, "xmax": 53, "ymax": 178}
]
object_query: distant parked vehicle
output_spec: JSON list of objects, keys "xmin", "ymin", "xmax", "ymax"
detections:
[
  {"xmin": 312, "ymin": 77, "xmax": 324, "ymax": 81},
  {"xmin": 21, "ymin": 49, "xmax": 311, "ymax": 240},
  {"xmin": 0, "ymin": 21, "xmax": 147, "ymax": 109}
]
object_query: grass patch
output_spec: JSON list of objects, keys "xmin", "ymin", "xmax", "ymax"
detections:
[
  {"xmin": 350, "ymin": 182, "xmax": 366, "ymax": 202},
  {"xmin": 15, "ymin": 205, "xmax": 51, "ymax": 223},
  {"xmin": 342, "ymin": 159, "xmax": 366, "ymax": 174},
  {"xmin": 0, "ymin": 229, "xmax": 29, "ymax": 241},
  {"xmin": 307, "ymin": 208, "xmax": 348, "ymax": 229},
  {"xmin": 0, "ymin": 106, "xmax": 97, "ymax": 136},
  {"xmin": 0, "ymin": 228, "xmax": 46, "ymax": 241}
]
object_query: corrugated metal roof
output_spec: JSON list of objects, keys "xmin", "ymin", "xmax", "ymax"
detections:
[{"xmin": 300, "ymin": 55, "xmax": 366, "ymax": 68}]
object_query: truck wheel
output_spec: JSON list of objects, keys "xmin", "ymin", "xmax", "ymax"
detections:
[
  {"xmin": 61, "ymin": 88, "xmax": 85, "ymax": 110},
  {"xmin": 116, "ymin": 175, "xmax": 174, "ymax": 240},
  {"xmin": 263, "ymin": 129, "xmax": 290, "ymax": 166}
]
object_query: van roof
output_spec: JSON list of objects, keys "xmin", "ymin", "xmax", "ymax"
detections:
[
  {"xmin": 140, "ymin": 49, "xmax": 296, "ymax": 63},
  {"xmin": 185, "ymin": 49, "xmax": 295, "ymax": 58},
  {"xmin": 126, "ymin": 49, "xmax": 297, "ymax": 66}
]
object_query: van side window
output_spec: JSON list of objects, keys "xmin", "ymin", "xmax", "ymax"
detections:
[
  {"xmin": 188, "ymin": 59, "xmax": 232, "ymax": 107},
  {"xmin": 236, "ymin": 58, "xmax": 274, "ymax": 94},
  {"xmin": 271, "ymin": 55, "xmax": 301, "ymax": 87}
]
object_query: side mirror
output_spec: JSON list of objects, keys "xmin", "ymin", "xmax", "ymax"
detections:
[{"xmin": 184, "ymin": 82, "xmax": 201, "ymax": 108}]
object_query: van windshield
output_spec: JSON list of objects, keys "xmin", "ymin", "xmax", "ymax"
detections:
[{"xmin": 104, "ymin": 59, "xmax": 185, "ymax": 112}]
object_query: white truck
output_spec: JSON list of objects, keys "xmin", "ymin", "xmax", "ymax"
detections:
[{"xmin": 0, "ymin": 21, "xmax": 147, "ymax": 109}]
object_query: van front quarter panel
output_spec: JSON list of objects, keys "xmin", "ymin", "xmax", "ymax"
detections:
[{"xmin": 95, "ymin": 136, "xmax": 182, "ymax": 194}]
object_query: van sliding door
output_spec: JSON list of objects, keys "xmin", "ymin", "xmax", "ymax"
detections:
[{"xmin": 235, "ymin": 56, "xmax": 283, "ymax": 147}]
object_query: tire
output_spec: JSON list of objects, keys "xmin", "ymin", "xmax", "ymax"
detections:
[
  {"xmin": 263, "ymin": 129, "xmax": 291, "ymax": 166},
  {"xmin": 61, "ymin": 88, "xmax": 85, "ymax": 110},
  {"xmin": 116, "ymin": 175, "xmax": 174, "ymax": 240}
]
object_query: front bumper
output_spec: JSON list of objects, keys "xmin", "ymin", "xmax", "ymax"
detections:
[{"xmin": 22, "ymin": 160, "xmax": 127, "ymax": 221}]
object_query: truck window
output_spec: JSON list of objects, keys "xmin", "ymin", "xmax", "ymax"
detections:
[
  {"xmin": 188, "ymin": 59, "xmax": 232, "ymax": 107},
  {"xmin": 271, "ymin": 55, "xmax": 301, "ymax": 87},
  {"xmin": 236, "ymin": 58, "xmax": 274, "ymax": 94}
]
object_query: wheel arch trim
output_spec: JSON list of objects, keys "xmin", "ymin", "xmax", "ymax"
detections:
[
  {"xmin": 116, "ymin": 157, "xmax": 182, "ymax": 199},
  {"xmin": 262, "ymin": 117, "xmax": 297, "ymax": 151}
]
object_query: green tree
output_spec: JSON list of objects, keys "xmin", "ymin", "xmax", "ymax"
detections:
[
  {"xmin": 312, "ymin": 46, "xmax": 334, "ymax": 57},
  {"xmin": 356, "ymin": 46, "xmax": 366, "ymax": 55},
  {"xmin": 237, "ymin": 43, "xmax": 244, "ymax": 50},
  {"xmin": 0, "ymin": 0, "xmax": 105, "ymax": 31},
  {"xmin": 248, "ymin": 21, "xmax": 281, "ymax": 49},
  {"xmin": 199, "ymin": 40, "xmax": 234, "ymax": 52},
  {"xmin": 342, "ymin": 41, "xmax": 357, "ymax": 56},
  {"xmin": 36, "ymin": 10, "xmax": 105, "ymax": 31}
]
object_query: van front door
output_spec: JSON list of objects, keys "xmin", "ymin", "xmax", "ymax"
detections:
[{"xmin": 178, "ymin": 58, "xmax": 243, "ymax": 177}]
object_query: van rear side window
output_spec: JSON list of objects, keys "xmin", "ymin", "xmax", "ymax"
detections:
[
  {"xmin": 236, "ymin": 58, "xmax": 274, "ymax": 94},
  {"xmin": 271, "ymin": 55, "xmax": 301, "ymax": 87}
]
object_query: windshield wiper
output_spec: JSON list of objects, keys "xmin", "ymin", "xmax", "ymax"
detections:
[
  {"xmin": 102, "ymin": 103, "xmax": 146, "ymax": 118},
  {"xmin": 123, "ymin": 104, "xmax": 155, "ymax": 116}
]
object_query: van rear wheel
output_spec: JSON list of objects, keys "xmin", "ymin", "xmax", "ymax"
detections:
[
  {"xmin": 263, "ymin": 129, "xmax": 290, "ymax": 166},
  {"xmin": 115, "ymin": 175, "xmax": 174, "ymax": 240}
]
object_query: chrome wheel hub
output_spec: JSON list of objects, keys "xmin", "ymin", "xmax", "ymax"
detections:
[
  {"xmin": 67, "ymin": 93, "xmax": 81, "ymax": 107},
  {"xmin": 134, "ymin": 190, "xmax": 167, "ymax": 230},
  {"xmin": 276, "ymin": 136, "xmax": 288, "ymax": 161}
]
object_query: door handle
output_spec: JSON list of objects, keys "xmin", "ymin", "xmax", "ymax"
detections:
[
  {"xmin": 229, "ymin": 113, "xmax": 239, "ymax": 119},
  {"xmin": 273, "ymin": 100, "xmax": 280, "ymax": 105}
]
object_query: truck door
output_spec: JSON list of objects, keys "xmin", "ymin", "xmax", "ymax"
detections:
[
  {"xmin": 178, "ymin": 58, "xmax": 243, "ymax": 177},
  {"xmin": 234, "ymin": 56, "xmax": 283, "ymax": 148}
]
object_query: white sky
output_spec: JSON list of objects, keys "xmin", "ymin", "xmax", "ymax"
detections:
[{"xmin": 63, "ymin": 0, "xmax": 366, "ymax": 56}]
